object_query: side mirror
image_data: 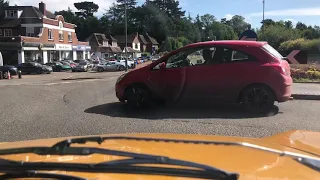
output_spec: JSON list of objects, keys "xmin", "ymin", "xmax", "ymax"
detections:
[{"xmin": 159, "ymin": 62, "xmax": 166, "ymax": 70}]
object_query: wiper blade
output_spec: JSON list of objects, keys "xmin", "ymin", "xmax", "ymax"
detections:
[
  {"xmin": 0, "ymin": 171, "xmax": 86, "ymax": 180},
  {"xmin": 0, "ymin": 158, "xmax": 238, "ymax": 180},
  {"xmin": 0, "ymin": 143, "xmax": 239, "ymax": 179}
]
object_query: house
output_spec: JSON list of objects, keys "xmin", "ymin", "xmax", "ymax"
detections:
[
  {"xmin": 113, "ymin": 33, "xmax": 141, "ymax": 58},
  {"xmin": 145, "ymin": 33, "xmax": 159, "ymax": 54},
  {"xmin": 86, "ymin": 33, "xmax": 122, "ymax": 59},
  {"xmin": 0, "ymin": 2, "xmax": 91, "ymax": 65},
  {"xmin": 138, "ymin": 35, "xmax": 147, "ymax": 53}
]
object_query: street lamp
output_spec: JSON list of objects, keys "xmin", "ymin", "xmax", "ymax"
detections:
[
  {"xmin": 262, "ymin": 0, "xmax": 265, "ymax": 30},
  {"xmin": 124, "ymin": 0, "xmax": 128, "ymax": 71}
]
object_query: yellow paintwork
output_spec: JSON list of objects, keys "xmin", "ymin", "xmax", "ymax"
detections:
[{"xmin": 0, "ymin": 130, "xmax": 320, "ymax": 179}]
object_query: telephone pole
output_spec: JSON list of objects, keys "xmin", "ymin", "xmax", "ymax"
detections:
[{"xmin": 124, "ymin": 0, "xmax": 128, "ymax": 71}]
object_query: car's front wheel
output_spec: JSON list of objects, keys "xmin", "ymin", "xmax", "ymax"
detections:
[
  {"xmin": 119, "ymin": 65, "xmax": 125, "ymax": 71},
  {"xmin": 125, "ymin": 85, "xmax": 151, "ymax": 109},
  {"xmin": 241, "ymin": 84, "xmax": 275, "ymax": 113}
]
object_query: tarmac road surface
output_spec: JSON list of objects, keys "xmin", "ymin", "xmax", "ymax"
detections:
[{"xmin": 0, "ymin": 71, "xmax": 320, "ymax": 142}]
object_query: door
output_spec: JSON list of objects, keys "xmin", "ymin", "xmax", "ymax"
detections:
[
  {"xmin": 146, "ymin": 51, "xmax": 189, "ymax": 104},
  {"xmin": 183, "ymin": 46, "xmax": 225, "ymax": 102},
  {"xmin": 207, "ymin": 47, "xmax": 260, "ymax": 102}
]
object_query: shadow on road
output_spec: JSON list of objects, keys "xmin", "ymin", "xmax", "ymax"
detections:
[{"xmin": 84, "ymin": 102, "xmax": 280, "ymax": 120}]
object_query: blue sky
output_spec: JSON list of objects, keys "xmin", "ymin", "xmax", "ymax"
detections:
[
  {"xmin": 14, "ymin": 0, "xmax": 320, "ymax": 29},
  {"xmin": 137, "ymin": 0, "xmax": 320, "ymax": 28}
]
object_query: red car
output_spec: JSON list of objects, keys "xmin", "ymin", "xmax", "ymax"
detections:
[{"xmin": 115, "ymin": 40, "xmax": 292, "ymax": 113}]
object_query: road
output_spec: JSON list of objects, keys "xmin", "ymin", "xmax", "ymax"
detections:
[{"xmin": 0, "ymin": 71, "xmax": 320, "ymax": 142}]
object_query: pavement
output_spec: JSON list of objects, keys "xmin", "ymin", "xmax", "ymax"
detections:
[
  {"xmin": 0, "ymin": 71, "xmax": 320, "ymax": 142},
  {"xmin": 292, "ymin": 83, "xmax": 320, "ymax": 100}
]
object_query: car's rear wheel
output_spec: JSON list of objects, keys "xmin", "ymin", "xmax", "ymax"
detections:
[
  {"xmin": 119, "ymin": 65, "xmax": 125, "ymax": 71},
  {"xmin": 125, "ymin": 85, "xmax": 151, "ymax": 109},
  {"xmin": 241, "ymin": 85, "xmax": 275, "ymax": 113},
  {"xmin": 97, "ymin": 67, "xmax": 104, "ymax": 72}
]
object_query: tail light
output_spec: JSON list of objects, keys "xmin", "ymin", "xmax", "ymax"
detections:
[{"xmin": 270, "ymin": 63, "xmax": 287, "ymax": 75}]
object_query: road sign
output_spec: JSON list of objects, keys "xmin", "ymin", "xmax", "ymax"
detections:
[
  {"xmin": 239, "ymin": 30, "xmax": 257, "ymax": 41},
  {"xmin": 286, "ymin": 50, "xmax": 308, "ymax": 64}
]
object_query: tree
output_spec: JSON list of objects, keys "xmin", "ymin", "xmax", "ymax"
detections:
[
  {"xmin": 200, "ymin": 14, "xmax": 216, "ymax": 28},
  {"xmin": 284, "ymin": 20, "xmax": 293, "ymax": 29},
  {"xmin": 296, "ymin": 22, "xmax": 307, "ymax": 31},
  {"xmin": 0, "ymin": 0, "xmax": 9, "ymax": 19},
  {"xmin": 227, "ymin": 15, "xmax": 250, "ymax": 36},
  {"xmin": 148, "ymin": 0, "xmax": 185, "ymax": 19},
  {"xmin": 74, "ymin": 1, "xmax": 99, "ymax": 18},
  {"xmin": 54, "ymin": 7, "xmax": 76, "ymax": 23}
]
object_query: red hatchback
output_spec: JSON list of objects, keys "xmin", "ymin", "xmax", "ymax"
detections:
[{"xmin": 115, "ymin": 41, "xmax": 292, "ymax": 113}]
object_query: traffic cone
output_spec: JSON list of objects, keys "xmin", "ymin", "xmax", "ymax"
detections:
[{"xmin": 7, "ymin": 71, "xmax": 11, "ymax": 80}]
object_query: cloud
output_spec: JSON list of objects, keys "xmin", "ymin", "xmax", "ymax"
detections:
[
  {"xmin": 9, "ymin": 0, "xmax": 116, "ymax": 16},
  {"xmin": 248, "ymin": 7, "xmax": 320, "ymax": 17},
  {"xmin": 224, "ymin": 14, "xmax": 233, "ymax": 20},
  {"xmin": 284, "ymin": 18, "xmax": 298, "ymax": 27}
]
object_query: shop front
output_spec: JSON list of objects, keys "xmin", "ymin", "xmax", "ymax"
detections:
[
  {"xmin": 72, "ymin": 45, "xmax": 92, "ymax": 60},
  {"xmin": 55, "ymin": 44, "xmax": 73, "ymax": 61}
]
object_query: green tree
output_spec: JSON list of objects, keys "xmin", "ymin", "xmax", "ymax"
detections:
[
  {"xmin": 228, "ymin": 15, "xmax": 249, "ymax": 36},
  {"xmin": 74, "ymin": 1, "xmax": 99, "ymax": 18}
]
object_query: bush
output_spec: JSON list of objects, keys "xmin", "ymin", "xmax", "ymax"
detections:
[
  {"xmin": 279, "ymin": 38, "xmax": 320, "ymax": 55},
  {"xmin": 291, "ymin": 64, "xmax": 320, "ymax": 80}
]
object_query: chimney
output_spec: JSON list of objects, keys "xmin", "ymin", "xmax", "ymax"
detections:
[{"xmin": 39, "ymin": 2, "xmax": 46, "ymax": 17}]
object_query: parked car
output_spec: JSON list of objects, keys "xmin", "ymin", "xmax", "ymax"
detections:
[
  {"xmin": 45, "ymin": 62, "xmax": 71, "ymax": 72},
  {"xmin": 61, "ymin": 60, "xmax": 77, "ymax": 68},
  {"xmin": 72, "ymin": 61, "xmax": 89, "ymax": 72},
  {"xmin": 115, "ymin": 41, "xmax": 292, "ymax": 113},
  {"xmin": 95, "ymin": 61, "xmax": 127, "ymax": 72},
  {"xmin": 0, "ymin": 65, "xmax": 18, "ymax": 76},
  {"xmin": 17, "ymin": 62, "xmax": 52, "ymax": 74}
]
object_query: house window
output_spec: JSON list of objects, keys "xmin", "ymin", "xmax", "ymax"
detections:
[
  {"xmin": 112, "ymin": 42, "xmax": 117, "ymax": 47},
  {"xmin": 26, "ymin": 27, "xmax": 35, "ymax": 37},
  {"xmin": 59, "ymin": 31, "xmax": 63, "ymax": 41},
  {"xmin": 135, "ymin": 43, "xmax": 138, "ymax": 49},
  {"xmin": 5, "ymin": 10, "xmax": 18, "ymax": 18},
  {"xmin": 4, "ymin": 29, "xmax": 12, "ymax": 37},
  {"xmin": 0, "ymin": 29, "xmax": 2, "ymax": 36},
  {"xmin": 48, "ymin": 29, "xmax": 53, "ymax": 40},
  {"xmin": 103, "ymin": 41, "xmax": 108, "ymax": 46},
  {"xmin": 68, "ymin": 32, "xmax": 72, "ymax": 42}
]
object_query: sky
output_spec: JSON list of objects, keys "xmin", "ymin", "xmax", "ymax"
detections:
[{"xmin": 8, "ymin": 0, "xmax": 320, "ymax": 28}]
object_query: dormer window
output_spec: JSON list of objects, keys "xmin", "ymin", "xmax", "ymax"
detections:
[
  {"xmin": 5, "ymin": 10, "xmax": 18, "ymax": 18},
  {"xmin": 103, "ymin": 40, "xmax": 108, "ymax": 46}
]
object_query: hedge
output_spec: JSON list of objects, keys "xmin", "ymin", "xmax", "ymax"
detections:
[{"xmin": 279, "ymin": 38, "xmax": 320, "ymax": 55}]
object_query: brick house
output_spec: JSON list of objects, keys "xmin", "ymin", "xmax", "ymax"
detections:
[
  {"xmin": 113, "ymin": 33, "xmax": 141, "ymax": 58},
  {"xmin": 86, "ymin": 33, "xmax": 122, "ymax": 59},
  {"xmin": 0, "ymin": 2, "xmax": 91, "ymax": 65},
  {"xmin": 145, "ymin": 33, "xmax": 159, "ymax": 54}
]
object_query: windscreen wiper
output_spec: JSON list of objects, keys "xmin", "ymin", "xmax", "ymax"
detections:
[
  {"xmin": 0, "ymin": 171, "xmax": 86, "ymax": 180},
  {"xmin": 0, "ymin": 138, "xmax": 239, "ymax": 180}
]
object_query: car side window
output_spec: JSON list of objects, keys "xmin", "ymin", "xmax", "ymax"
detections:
[{"xmin": 213, "ymin": 47, "xmax": 256, "ymax": 63}]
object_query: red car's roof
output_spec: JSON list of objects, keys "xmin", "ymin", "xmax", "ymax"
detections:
[{"xmin": 185, "ymin": 40, "xmax": 268, "ymax": 48}]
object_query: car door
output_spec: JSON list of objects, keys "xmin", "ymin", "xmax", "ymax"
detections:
[
  {"xmin": 183, "ymin": 46, "xmax": 226, "ymax": 103},
  {"xmin": 206, "ymin": 46, "xmax": 260, "ymax": 102},
  {"xmin": 20, "ymin": 63, "xmax": 32, "ymax": 74},
  {"xmin": 146, "ymin": 51, "xmax": 189, "ymax": 104}
]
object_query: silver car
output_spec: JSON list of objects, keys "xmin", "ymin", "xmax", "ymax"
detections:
[{"xmin": 95, "ymin": 61, "xmax": 126, "ymax": 72}]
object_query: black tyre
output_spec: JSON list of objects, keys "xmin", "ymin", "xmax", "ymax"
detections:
[
  {"xmin": 241, "ymin": 85, "xmax": 275, "ymax": 113},
  {"xmin": 125, "ymin": 85, "xmax": 151, "ymax": 109},
  {"xmin": 119, "ymin": 65, "xmax": 125, "ymax": 71},
  {"xmin": 97, "ymin": 67, "xmax": 104, "ymax": 72}
]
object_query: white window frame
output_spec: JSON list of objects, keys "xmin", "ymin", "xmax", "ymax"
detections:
[
  {"xmin": 48, "ymin": 29, "xmax": 53, "ymax": 40},
  {"xmin": 68, "ymin": 32, "xmax": 72, "ymax": 42},
  {"xmin": 103, "ymin": 40, "xmax": 108, "ymax": 46},
  {"xmin": 5, "ymin": 10, "xmax": 18, "ymax": 18},
  {"xmin": 26, "ymin": 27, "xmax": 35, "ymax": 37},
  {"xmin": 4, "ymin": 29, "xmax": 12, "ymax": 37},
  {"xmin": 59, "ymin": 31, "xmax": 63, "ymax": 41}
]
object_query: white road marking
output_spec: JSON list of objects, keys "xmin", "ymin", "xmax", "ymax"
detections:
[{"xmin": 65, "ymin": 75, "xmax": 74, "ymax": 79}]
